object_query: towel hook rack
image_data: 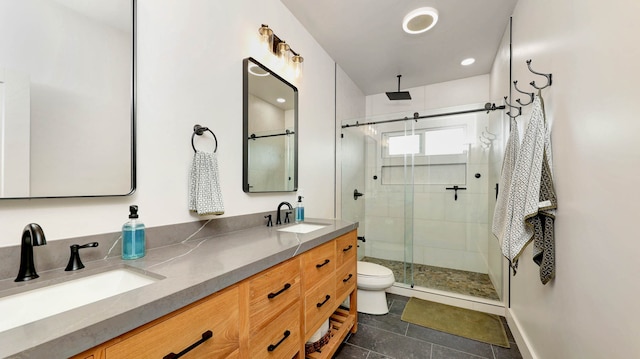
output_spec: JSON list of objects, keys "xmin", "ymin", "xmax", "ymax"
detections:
[
  {"xmin": 483, "ymin": 126, "xmax": 497, "ymax": 139},
  {"xmin": 191, "ymin": 124, "xmax": 218, "ymax": 153},
  {"xmin": 513, "ymin": 81, "xmax": 534, "ymax": 106},
  {"xmin": 504, "ymin": 96, "xmax": 522, "ymax": 119},
  {"xmin": 526, "ymin": 59, "xmax": 552, "ymax": 90}
]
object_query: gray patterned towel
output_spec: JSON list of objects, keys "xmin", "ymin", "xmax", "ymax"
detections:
[
  {"xmin": 497, "ymin": 93, "xmax": 557, "ymax": 284},
  {"xmin": 189, "ymin": 151, "xmax": 224, "ymax": 215}
]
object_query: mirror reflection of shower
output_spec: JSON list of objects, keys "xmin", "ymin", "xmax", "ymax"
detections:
[{"xmin": 340, "ymin": 103, "xmax": 504, "ymax": 302}]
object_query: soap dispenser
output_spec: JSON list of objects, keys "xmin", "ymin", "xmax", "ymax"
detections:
[
  {"xmin": 122, "ymin": 205, "xmax": 146, "ymax": 260},
  {"xmin": 295, "ymin": 195, "xmax": 305, "ymax": 223}
]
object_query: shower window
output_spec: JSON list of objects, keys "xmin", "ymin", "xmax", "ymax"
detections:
[
  {"xmin": 381, "ymin": 126, "xmax": 468, "ymax": 186},
  {"xmin": 423, "ymin": 127, "xmax": 466, "ymax": 155},
  {"xmin": 383, "ymin": 126, "xmax": 467, "ymax": 158},
  {"xmin": 387, "ymin": 134, "xmax": 420, "ymax": 155}
]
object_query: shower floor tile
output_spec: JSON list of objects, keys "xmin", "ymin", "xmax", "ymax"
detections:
[{"xmin": 361, "ymin": 257, "xmax": 500, "ymax": 300}]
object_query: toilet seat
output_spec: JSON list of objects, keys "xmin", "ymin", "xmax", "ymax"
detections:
[
  {"xmin": 357, "ymin": 261, "xmax": 395, "ymax": 290},
  {"xmin": 358, "ymin": 261, "xmax": 394, "ymax": 277}
]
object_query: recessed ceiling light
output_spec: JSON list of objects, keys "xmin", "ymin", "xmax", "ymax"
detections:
[
  {"xmin": 403, "ymin": 7, "xmax": 439, "ymax": 34},
  {"xmin": 276, "ymin": 98, "xmax": 286, "ymax": 103},
  {"xmin": 461, "ymin": 58, "xmax": 476, "ymax": 66},
  {"xmin": 248, "ymin": 63, "xmax": 269, "ymax": 76}
]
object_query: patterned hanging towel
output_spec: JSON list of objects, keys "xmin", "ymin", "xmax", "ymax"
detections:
[
  {"xmin": 492, "ymin": 117, "xmax": 520, "ymax": 247},
  {"xmin": 500, "ymin": 94, "xmax": 557, "ymax": 283},
  {"xmin": 189, "ymin": 151, "xmax": 224, "ymax": 215},
  {"xmin": 528, "ymin": 94, "xmax": 557, "ymax": 284}
]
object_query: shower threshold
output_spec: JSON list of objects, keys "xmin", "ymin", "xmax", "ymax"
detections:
[{"xmin": 361, "ymin": 257, "xmax": 500, "ymax": 301}]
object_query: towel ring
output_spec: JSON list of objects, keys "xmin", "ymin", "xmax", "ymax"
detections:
[{"xmin": 191, "ymin": 124, "xmax": 218, "ymax": 153}]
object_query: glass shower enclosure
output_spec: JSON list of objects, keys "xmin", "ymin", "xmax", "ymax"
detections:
[{"xmin": 340, "ymin": 104, "xmax": 504, "ymax": 302}]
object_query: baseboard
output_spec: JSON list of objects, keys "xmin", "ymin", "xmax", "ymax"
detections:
[{"xmin": 505, "ymin": 309, "xmax": 536, "ymax": 359}]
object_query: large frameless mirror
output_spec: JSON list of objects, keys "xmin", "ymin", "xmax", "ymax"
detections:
[
  {"xmin": 0, "ymin": 0, "xmax": 135, "ymax": 199},
  {"xmin": 242, "ymin": 57, "xmax": 298, "ymax": 193}
]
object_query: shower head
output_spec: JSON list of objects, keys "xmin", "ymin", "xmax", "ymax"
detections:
[{"xmin": 386, "ymin": 75, "xmax": 412, "ymax": 100}]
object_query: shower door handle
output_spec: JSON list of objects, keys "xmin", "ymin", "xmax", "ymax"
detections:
[{"xmin": 353, "ymin": 189, "xmax": 364, "ymax": 200}]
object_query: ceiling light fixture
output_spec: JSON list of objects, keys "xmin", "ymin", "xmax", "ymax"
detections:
[
  {"xmin": 248, "ymin": 63, "xmax": 269, "ymax": 77},
  {"xmin": 461, "ymin": 58, "xmax": 476, "ymax": 66},
  {"xmin": 403, "ymin": 7, "xmax": 439, "ymax": 34},
  {"xmin": 276, "ymin": 98, "xmax": 286, "ymax": 103},
  {"xmin": 258, "ymin": 24, "xmax": 304, "ymax": 78}
]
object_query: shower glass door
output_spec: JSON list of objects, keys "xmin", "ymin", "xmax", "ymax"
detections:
[{"xmin": 340, "ymin": 103, "xmax": 504, "ymax": 302}]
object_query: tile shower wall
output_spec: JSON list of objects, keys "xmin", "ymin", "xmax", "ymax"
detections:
[{"xmin": 362, "ymin": 110, "xmax": 491, "ymax": 273}]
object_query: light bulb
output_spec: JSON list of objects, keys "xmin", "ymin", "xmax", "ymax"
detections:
[{"xmin": 292, "ymin": 55, "xmax": 304, "ymax": 78}]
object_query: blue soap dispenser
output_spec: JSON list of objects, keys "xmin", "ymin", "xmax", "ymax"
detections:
[
  {"xmin": 122, "ymin": 205, "xmax": 146, "ymax": 260},
  {"xmin": 295, "ymin": 195, "xmax": 305, "ymax": 223}
]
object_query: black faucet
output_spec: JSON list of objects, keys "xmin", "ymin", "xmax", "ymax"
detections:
[
  {"xmin": 276, "ymin": 202, "xmax": 293, "ymax": 225},
  {"xmin": 15, "ymin": 223, "xmax": 47, "ymax": 282},
  {"xmin": 65, "ymin": 242, "xmax": 99, "ymax": 271}
]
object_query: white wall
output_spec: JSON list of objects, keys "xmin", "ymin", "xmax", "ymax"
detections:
[
  {"xmin": 0, "ymin": 0, "xmax": 341, "ymax": 247},
  {"xmin": 495, "ymin": 1, "xmax": 640, "ymax": 358}
]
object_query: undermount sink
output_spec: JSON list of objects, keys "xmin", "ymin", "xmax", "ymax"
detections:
[
  {"xmin": 277, "ymin": 223, "xmax": 327, "ymax": 234},
  {"xmin": 0, "ymin": 267, "xmax": 162, "ymax": 333}
]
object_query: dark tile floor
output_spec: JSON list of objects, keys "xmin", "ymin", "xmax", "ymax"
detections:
[
  {"xmin": 361, "ymin": 257, "xmax": 500, "ymax": 301},
  {"xmin": 332, "ymin": 293, "xmax": 522, "ymax": 359}
]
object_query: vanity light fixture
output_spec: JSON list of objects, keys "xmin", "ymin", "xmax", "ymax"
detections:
[
  {"xmin": 403, "ymin": 7, "xmax": 439, "ymax": 34},
  {"xmin": 461, "ymin": 57, "xmax": 476, "ymax": 66},
  {"xmin": 258, "ymin": 24, "xmax": 304, "ymax": 77},
  {"xmin": 291, "ymin": 54, "xmax": 304, "ymax": 78}
]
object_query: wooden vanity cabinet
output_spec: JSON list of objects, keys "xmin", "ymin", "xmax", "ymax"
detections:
[
  {"xmin": 72, "ymin": 284, "xmax": 240, "ymax": 359},
  {"xmin": 71, "ymin": 230, "xmax": 358, "ymax": 359},
  {"xmin": 244, "ymin": 257, "xmax": 302, "ymax": 359}
]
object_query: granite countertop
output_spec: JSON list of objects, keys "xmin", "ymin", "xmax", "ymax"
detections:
[{"xmin": 0, "ymin": 218, "xmax": 357, "ymax": 358}]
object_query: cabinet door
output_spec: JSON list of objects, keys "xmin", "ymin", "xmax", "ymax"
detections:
[
  {"xmin": 248, "ymin": 257, "xmax": 301, "ymax": 333},
  {"xmin": 105, "ymin": 286, "xmax": 239, "ymax": 358}
]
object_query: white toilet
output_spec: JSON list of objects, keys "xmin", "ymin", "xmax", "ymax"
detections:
[{"xmin": 356, "ymin": 261, "xmax": 396, "ymax": 315}]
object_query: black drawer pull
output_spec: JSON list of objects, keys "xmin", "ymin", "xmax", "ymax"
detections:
[
  {"xmin": 342, "ymin": 273, "xmax": 353, "ymax": 283},
  {"xmin": 267, "ymin": 330, "xmax": 291, "ymax": 352},
  {"xmin": 268, "ymin": 283, "xmax": 292, "ymax": 299},
  {"xmin": 316, "ymin": 294, "xmax": 331, "ymax": 308},
  {"xmin": 316, "ymin": 259, "xmax": 330, "ymax": 268},
  {"xmin": 163, "ymin": 330, "xmax": 213, "ymax": 359},
  {"xmin": 342, "ymin": 245, "xmax": 353, "ymax": 252}
]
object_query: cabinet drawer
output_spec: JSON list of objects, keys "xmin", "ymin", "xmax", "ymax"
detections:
[
  {"xmin": 302, "ymin": 241, "xmax": 335, "ymax": 288},
  {"xmin": 336, "ymin": 258, "xmax": 357, "ymax": 304},
  {"xmin": 249, "ymin": 301, "xmax": 301, "ymax": 359},
  {"xmin": 105, "ymin": 286, "xmax": 239, "ymax": 359},
  {"xmin": 304, "ymin": 274, "xmax": 336, "ymax": 336},
  {"xmin": 335, "ymin": 231, "xmax": 357, "ymax": 268},
  {"xmin": 248, "ymin": 257, "xmax": 300, "ymax": 332}
]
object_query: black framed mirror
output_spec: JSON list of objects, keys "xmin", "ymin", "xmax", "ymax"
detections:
[
  {"xmin": 0, "ymin": 0, "xmax": 135, "ymax": 199},
  {"xmin": 243, "ymin": 57, "xmax": 298, "ymax": 193}
]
